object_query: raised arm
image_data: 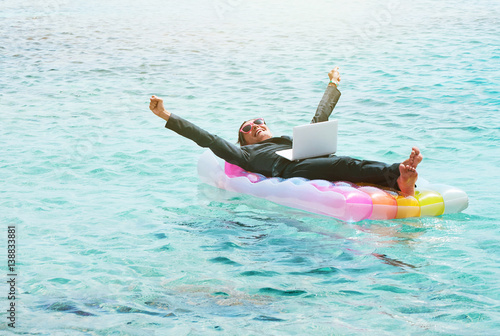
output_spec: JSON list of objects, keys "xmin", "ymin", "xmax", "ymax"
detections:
[
  {"xmin": 311, "ymin": 67, "xmax": 342, "ymax": 123},
  {"xmin": 150, "ymin": 96, "xmax": 249, "ymax": 166}
]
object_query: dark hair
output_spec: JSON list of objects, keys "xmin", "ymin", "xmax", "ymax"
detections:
[{"xmin": 237, "ymin": 120, "xmax": 249, "ymax": 146}]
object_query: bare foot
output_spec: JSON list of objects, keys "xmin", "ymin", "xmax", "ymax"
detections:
[
  {"xmin": 397, "ymin": 164, "xmax": 418, "ymax": 197},
  {"xmin": 401, "ymin": 147, "xmax": 423, "ymax": 168},
  {"xmin": 409, "ymin": 147, "xmax": 423, "ymax": 169}
]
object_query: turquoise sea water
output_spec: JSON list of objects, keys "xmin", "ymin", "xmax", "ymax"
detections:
[{"xmin": 1, "ymin": 0, "xmax": 499, "ymax": 334}]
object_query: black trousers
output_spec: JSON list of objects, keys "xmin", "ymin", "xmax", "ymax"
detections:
[{"xmin": 280, "ymin": 155, "xmax": 401, "ymax": 190}]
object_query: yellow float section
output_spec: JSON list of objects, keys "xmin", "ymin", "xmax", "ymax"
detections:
[
  {"xmin": 359, "ymin": 186, "xmax": 446, "ymax": 219},
  {"xmin": 395, "ymin": 196, "xmax": 421, "ymax": 218},
  {"xmin": 414, "ymin": 190, "xmax": 445, "ymax": 217}
]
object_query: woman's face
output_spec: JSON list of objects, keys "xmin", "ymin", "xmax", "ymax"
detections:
[{"xmin": 240, "ymin": 118, "xmax": 273, "ymax": 145}]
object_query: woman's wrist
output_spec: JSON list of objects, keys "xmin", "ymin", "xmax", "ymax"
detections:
[
  {"xmin": 159, "ymin": 110, "xmax": 171, "ymax": 121},
  {"xmin": 328, "ymin": 80, "xmax": 338, "ymax": 87}
]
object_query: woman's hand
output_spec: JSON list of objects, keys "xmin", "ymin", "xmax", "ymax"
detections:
[
  {"xmin": 328, "ymin": 67, "xmax": 341, "ymax": 85},
  {"xmin": 149, "ymin": 95, "xmax": 171, "ymax": 121}
]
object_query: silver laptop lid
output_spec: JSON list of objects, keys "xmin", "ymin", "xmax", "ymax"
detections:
[{"xmin": 276, "ymin": 120, "xmax": 338, "ymax": 161}]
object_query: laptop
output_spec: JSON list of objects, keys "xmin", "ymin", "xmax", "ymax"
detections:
[{"xmin": 276, "ymin": 120, "xmax": 338, "ymax": 161}]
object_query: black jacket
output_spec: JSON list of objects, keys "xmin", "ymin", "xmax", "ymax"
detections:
[{"xmin": 166, "ymin": 86, "xmax": 341, "ymax": 177}]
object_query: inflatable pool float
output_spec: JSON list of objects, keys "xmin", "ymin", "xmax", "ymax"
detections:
[{"xmin": 197, "ymin": 151, "xmax": 468, "ymax": 222}]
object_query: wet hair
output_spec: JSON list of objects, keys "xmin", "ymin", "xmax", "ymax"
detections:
[{"xmin": 237, "ymin": 120, "xmax": 249, "ymax": 146}]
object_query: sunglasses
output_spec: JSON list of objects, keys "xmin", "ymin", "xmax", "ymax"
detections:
[{"xmin": 239, "ymin": 118, "xmax": 266, "ymax": 133}]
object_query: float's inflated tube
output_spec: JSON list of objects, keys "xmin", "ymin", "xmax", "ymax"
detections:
[{"xmin": 197, "ymin": 150, "xmax": 468, "ymax": 222}]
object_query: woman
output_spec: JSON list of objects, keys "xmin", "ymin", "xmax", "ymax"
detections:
[{"xmin": 149, "ymin": 67, "xmax": 422, "ymax": 196}]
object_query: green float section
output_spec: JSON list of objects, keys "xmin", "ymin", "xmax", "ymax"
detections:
[{"xmin": 415, "ymin": 190, "xmax": 445, "ymax": 217}]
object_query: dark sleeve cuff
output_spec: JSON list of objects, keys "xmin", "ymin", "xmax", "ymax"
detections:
[{"xmin": 311, "ymin": 85, "xmax": 341, "ymax": 123}]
